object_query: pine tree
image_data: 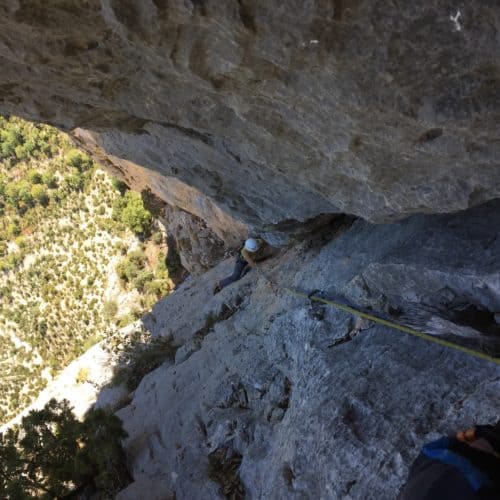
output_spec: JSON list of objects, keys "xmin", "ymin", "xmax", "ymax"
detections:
[{"xmin": 0, "ymin": 399, "xmax": 129, "ymax": 498}]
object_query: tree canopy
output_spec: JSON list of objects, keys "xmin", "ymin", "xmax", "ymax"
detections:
[
  {"xmin": 0, "ymin": 399, "xmax": 129, "ymax": 499},
  {"xmin": 113, "ymin": 190, "xmax": 152, "ymax": 236}
]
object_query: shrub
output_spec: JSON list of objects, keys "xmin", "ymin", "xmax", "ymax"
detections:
[
  {"xmin": 65, "ymin": 149, "xmax": 92, "ymax": 172},
  {"xmin": 152, "ymin": 231, "xmax": 163, "ymax": 245},
  {"xmin": 14, "ymin": 236, "xmax": 26, "ymax": 249},
  {"xmin": 76, "ymin": 367, "xmax": 89, "ymax": 384},
  {"xmin": 111, "ymin": 335, "xmax": 177, "ymax": 391},
  {"xmin": 146, "ymin": 279, "xmax": 170, "ymax": 298},
  {"xmin": 6, "ymin": 221, "xmax": 20, "ymax": 237},
  {"xmin": 111, "ymin": 177, "xmax": 128, "ymax": 194},
  {"xmin": 116, "ymin": 259, "xmax": 139, "ymax": 284},
  {"xmin": 117, "ymin": 313, "xmax": 137, "ymax": 328},
  {"xmin": 82, "ymin": 334, "xmax": 102, "ymax": 351},
  {"xmin": 27, "ymin": 170, "xmax": 43, "ymax": 184},
  {"xmin": 116, "ymin": 249, "xmax": 146, "ymax": 281},
  {"xmin": 155, "ymin": 253, "xmax": 168, "ymax": 277},
  {"xmin": 74, "ymin": 286, "xmax": 83, "ymax": 300},
  {"xmin": 5, "ymin": 181, "xmax": 33, "ymax": 209},
  {"xmin": 31, "ymin": 184, "xmax": 49, "ymax": 205},
  {"xmin": 14, "ymin": 140, "xmax": 36, "ymax": 160},
  {"xmin": 0, "ymin": 126, "xmax": 22, "ymax": 159},
  {"xmin": 64, "ymin": 173, "xmax": 84, "ymax": 191},
  {"xmin": 103, "ymin": 300, "xmax": 118, "ymax": 320},
  {"xmin": 42, "ymin": 172, "xmax": 58, "ymax": 188},
  {"xmin": 131, "ymin": 270, "xmax": 154, "ymax": 292},
  {"xmin": 114, "ymin": 241, "xmax": 128, "ymax": 255},
  {"xmin": 128, "ymin": 249, "xmax": 146, "ymax": 266}
]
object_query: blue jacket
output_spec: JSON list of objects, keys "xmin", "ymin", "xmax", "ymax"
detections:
[{"xmin": 401, "ymin": 437, "xmax": 500, "ymax": 500}]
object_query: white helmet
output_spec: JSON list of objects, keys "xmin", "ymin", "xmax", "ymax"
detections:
[{"xmin": 244, "ymin": 238, "xmax": 260, "ymax": 253}]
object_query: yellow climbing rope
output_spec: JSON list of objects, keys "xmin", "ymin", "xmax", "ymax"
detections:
[
  {"xmin": 286, "ymin": 287, "xmax": 500, "ymax": 366},
  {"xmin": 253, "ymin": 265, "xmax": 500, "ymax": 366}
]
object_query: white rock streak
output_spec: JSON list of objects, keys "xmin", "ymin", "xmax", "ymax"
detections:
[{"xmin": 450, "ymin": 9, "xmax": 462, "ymax": 32}]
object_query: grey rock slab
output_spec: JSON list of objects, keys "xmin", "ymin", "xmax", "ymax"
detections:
[
  {"xmin": 117, "ymin": 201, "xmax": 500, "ymax": 499},
  {"xmin": 144, "ymin": 257, "xmax": 253, "ymax": 345},
  {"xmin": 161, "ymin": 204, "xmax": 228, "ymax": 275},
  {"xmin": 174, "ymin": 342, "xmax": 198, "ymax": 365},
  {"xmin": 94, "ymin": 384, "xmax": 130, "ymax": 413}
]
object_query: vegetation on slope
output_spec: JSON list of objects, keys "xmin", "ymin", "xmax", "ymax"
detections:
[{"xmin": 0, "ymin": 116, "xmax": 175, "ymax": 423}]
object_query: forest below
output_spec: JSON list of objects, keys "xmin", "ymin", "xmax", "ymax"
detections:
[{"xmin": 0, "ymin": 116, "xmax": 176, "ymax": 423}]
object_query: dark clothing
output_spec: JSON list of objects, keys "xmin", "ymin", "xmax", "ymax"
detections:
[
  {"xmin": 475, "ymin": 423, "xmax": 500, "ymax": 454},
  {"xmin": 218, "ymin": 240, "xmax": 275, "ymax": 291},
  {"xmin": 401, "ymin": 437, "xmax": 500, "ymax": 500},
  {"xmin": 218, "ymin": 253, "xmax": 249, "ymax": 290},
  {"xmin": 402, "ymin": 452, "xmax": 480, "ymax": 500}
]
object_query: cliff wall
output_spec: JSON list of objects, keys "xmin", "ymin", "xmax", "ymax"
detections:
[
  {"xmin": 1, "ymin": 3, "xmax": 500, "ymax": 498},
  {"xmin": 1, "ymin": 1, "xmax": 499, "ymax": 242},
  {"xmin": 117, "ymin": 201, "xmax": 500, "ymax": 498}
]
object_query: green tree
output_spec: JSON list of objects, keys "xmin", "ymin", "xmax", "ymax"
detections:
[
  {"xmin": 0, "ymin": 126, "xmax": 22, "ymax": 159},
  {"xmin": 111, "ymin": 177, "xmax": 128, "ymax": 195},
  {"xmin": 27, "ymin": 170, "xmax": 43, "ymax": 184},
  {"xmin": 119, "ymin": 191, "xmax": 152, "ymax": 235},
  {"xmin": 5, "ymin": 181, "xmax": 33, "ymax": 209},
  {"xmin": 31, "ymin": 184, "xmax": 49, "ymax": 206},
  {"xmin": 41, "ymin": 172, "xmax": 57, "ymax": 189},
  {"xmin": 64, "ymin": 173, "xmax": 84, "ymax": 192},
  {"xmin": 65, "ymin": 149, "xmax": 92, "ymax": 172},
  {"xmin": 6, "ymin": 221, "xmax": 20, "ymax": 237},
  {"xmin": 0, "ymin": 399, "xmax": 129, "ymax": 498}
]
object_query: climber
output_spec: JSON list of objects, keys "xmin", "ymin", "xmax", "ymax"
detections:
[
  {"xmin": 213, "ymin": 237, "xmax": 275, "ymax": 294},
  {"xmin": 400, "ymin": 421, "xmax": 500, "ymax": 499}
]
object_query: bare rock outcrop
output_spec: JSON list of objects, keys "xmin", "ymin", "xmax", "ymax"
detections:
[
  {"xmin": 1, "ymin": 3, "xmax": 500, "ymax": 496},
  {"xmin": 1, "ymin": 1, "xmax": 500, "ymax": 242},
  {"xmin": 161, "ymin": 204, "xmax": 228, "ymax": 274},
  {"xmin": 116, "ymin": 200, "xmax": 500, "ymax": 499}
]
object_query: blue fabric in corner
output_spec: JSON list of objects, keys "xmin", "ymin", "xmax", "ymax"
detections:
[{"xmin": 422, "ymin": 437, "xmax": 492, "ymax": 492}]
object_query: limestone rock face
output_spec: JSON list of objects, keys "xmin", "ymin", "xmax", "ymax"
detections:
[
  {"xmin": 1, "ymin": 1, "xmax": 500, "ymax": 241},
  {"xmin": 117, "ymin": 201, "xmax": 500, "ymax": 499},
  {"xmin": 161, "ymin": 204, "xmax": 228, "ymax": 274}
]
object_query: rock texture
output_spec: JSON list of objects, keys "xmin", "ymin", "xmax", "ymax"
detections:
[
  {"xmin": 1, "ymin": 1, "xmax": 500, "ymax": 241},
  {"xmin": 2, "ymin": 2, "xmax": 500, "ymax": 498},
  {"xmin": 161, "ymin": 204, "xmax": 228, "ymax": 274},
  {"xmin": 116, "ymin": 201, "xmax": 500, "ymax": 499}
]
